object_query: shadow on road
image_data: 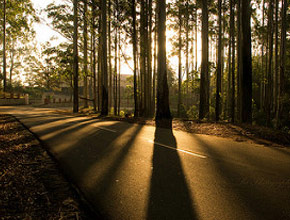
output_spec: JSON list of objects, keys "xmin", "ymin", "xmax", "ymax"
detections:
[
  {"xmin": 147, "ymin": 125, "xmax": 197, "ymax": 220},
  {"xmin": 193, "ymin": 135, "xmax": 290, "ymax": 220}
]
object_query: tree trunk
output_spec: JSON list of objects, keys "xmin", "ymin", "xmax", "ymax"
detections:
[
  {"xmin": 3, "ymin": 0, "xmax": 7, "ymax": 92},
  {"xmin": 185, "ymin": 0, "xmax": 189, "ymax": 108},
  {"xmin": 266, "ymin": 0, "xmax": 274, "ymax": 126},
  {"xmin": 83, "ymin": 0, "xmax": 88, "ymax": 108},
  {"xmin": 92, "ymin": 0, "xmax": 97, "ymax": 112},
  {"xmin": 274, "ymin": 0, "xmax": 279, "ymax": 117},
  {"xmin": 156, "ymin": 0, "xmax": 171, "ymax": 128},
  {"xmin": 237, "ymin": 0, "xmax": 242, "ymax": 121},
  {"xmin": 108, "ymin": 0, "xmax": 112, "ymax": 113},
  {"xmin": 73, "ymin": 0, "xmax": 79, "ymax": 113},
  {"xmin": 240, "ymin": 0, "xmax": 252, "ymax": 123},
  {"xmin": 148, "ymin": 0, "xmax": 153, "ymax": 116},
  {"xmin": 216, "ymin": 0, "xmax": 222, "ymax": 121},
  {"xmin": 276, "ymin": 0, "xmax": 287, "ymax": 128},
  {"xmin": 199, "ymin": 0, "xmax": 209, "ymax": 120},
  {"xmin": 178, "ymin": 6, "xmax": 182, "ymax": 118},
  {"xmin": 230, "ymin": 0, "xmax": 236, "ymax": 123},
  {"xmin": 132, "ymin": 0, "xmax": 139, "ymax": 117},
  {"xmin": 100, "ymin": 0, "xmax": 108, "ymax": 116}
]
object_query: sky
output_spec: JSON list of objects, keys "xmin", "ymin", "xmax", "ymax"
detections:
[{"xmin": 31, "ymin": 0, "xmax": 67, "ymax": 46}]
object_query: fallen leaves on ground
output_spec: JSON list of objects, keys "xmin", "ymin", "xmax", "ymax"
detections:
[{"xmin": 0, "ymin": 115, "xmax": 93, "ymax": 219}]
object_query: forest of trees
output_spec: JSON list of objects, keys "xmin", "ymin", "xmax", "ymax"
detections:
[{"xmin": 0, "ymin": 0, "xmax": 289, "ymax": 129}]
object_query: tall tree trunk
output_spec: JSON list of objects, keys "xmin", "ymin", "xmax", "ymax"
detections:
[
  {"xmin": 73, "ymin": 0, "xmax": 79, "ymax": 113},
  {"xmin": 9, "ymin": 42, "xmax": 15, "ymax": 87},
  {"xmin": 237, "ymin": 0, "xmax": 242, "ymax": 121},
  {"xmin": 185, "ymin": 0, "xmax": 189, "ymax": 108},
  {"xmin": 216, "ymin": 0, "xmax": 222, "ymax": 121},
  {"xmin": 156, "ymin": 0, "xmax": 171, "ymax": 128},
  {"xmin": 199, "ymin": 0, "xmax": 209, "ymax": 120},
  {"xmin": 274, "ymin": 0, "xmax": 279, "ymax": 116},
  {"xmin": 276, "ymin": 0, "xmax": 287, "ymax": 128},
  {"xmin": 195, "ymin": 6, "xmax": 198, "ymax": 71},
  {"xmin": 92, "ymin": 0, "xmax": 97, "ymax": 112},
  {"xmin": 3, "ymin": 0, "xmax": 7, "ymax": 92},
  {"xmin": 140, "ymin": 1, "xmax": 145, "ymax": 116},
  {"xmin": 260, "ymin": 0, "xmax": 265, "ymax": 110},
  {"xmin": 108, "ymin": 0, "xmax": 112, "ymax": 113},
  {"xmin": 178, "ymin": 6, "xmax": 182, "ymax": 118},
  {"xmin": 148, "ymin": 0, "xmax": 153, "ymax": 116},
  {"xmin": 227, "ymin": 31, "xmax": 232, "ymax": 119},
  {"xmin": 118, "ymin": 31, "xmax": 121, "ymax": 115},
  {"xmin": 153, "ymin": 10, "xmax": 157, "ymax": 116},
  {"xmin": 100, "ymin": 0, "xmax": 108, "ymax": 115},
  {"xmin": 240, "ymin": 0, "xmax": 253, "ymax": 123},
  {"xmin": 83, "ymin": 0, "xmax": 88, "ymax": 108},
  {"xmin": 132, "ymin": 0, "xmax": 139, "ymax": 117},
  {"xmin": 230, "ymin": 0, "xmax": 236, "ymax": 122},
  {"xmin": 266, "ymin": 0, "xmax": 274, "ymax": 126},
  {"xmin": 114, "ymin": 1, "xmax": 118, "ymax": 115}
]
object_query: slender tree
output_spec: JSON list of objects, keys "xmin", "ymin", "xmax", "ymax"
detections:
[
  {"xmin": 100, "ymin": 0, "xmax": 108, "ymax": 115},
  {"xmin": 199, "ymin": 0, "xmax": 209, "ymax": 120},
  {"xmin": 73, "ymin": 0, "xmax": 79, "ymax": 113},
  {"xmin": 216, "ymin": 0, "xmax": 222, "ymax": 121},
  {"xmin": 83, "ymin": 0, "xmax": 88, "ymax": 108},
  {"xmin": 230, "ymin": 0, "xmax": 236, "ymax": 122},
  {"xmin": 177, "ymin": 4, "xmax": 182, "ymax": 117},
  {"xmin": 276, "ymin": 0, "xmax": 287, "ymax": 127},
  {"xmin": 132, "ymin": 0, "xmax": 139, "ymax": 117},
  {"xmin": 2, "ymin": 0, "xmax": 7, "ymax": 92},
  {"xmin": 92, "ymin": 0, "xmax": 97, "ymax": 112},
  {"xmin": 156, "ymin": 0, "xmax": 172, "ymax": 128},
  {"xmin": 108, "ymin": 0, "xmax": 112, "ymax": 112},
  {"xmin": 265, "ymin": 0, "xmax": 274, "ymax": 126},
  {"xmin": 240, "ymin": 0, "xmax": 252, "ymax": 123}
]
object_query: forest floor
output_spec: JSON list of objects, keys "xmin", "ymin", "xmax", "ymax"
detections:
[
  {"xmin": 0, "ymin": 114, "xmax": 95, "ymax": 220},
  {"xmin": 54, "ymin": 108, "xmax": 290, "ymax": 148}
]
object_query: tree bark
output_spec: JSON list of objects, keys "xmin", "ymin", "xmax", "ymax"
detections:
[
  {"xmin": 230, "ymin": 0, "xmax": 236, "ymax": 122},
  {"xmin": 266, "ymin": 0, "xmax": 274, "ymax": 126},
  {"xmin": 216, "ymin": 0, "xmax": 222, "ymax": 121},
  {"xmin": 73, "ymin": 0, "xmax": 79, "ymax": 113},
  {"xmin": 83, "ymin": 0, "xmax": 88, "ymax": 108},
  {"xmin": 276, "ymin": 0, "xmax": 287, "ymax": 128},
  {"xmin": 156, "ymin": 0, "xmax": 171, "ymax": 128},
  {"xmin": 101, "ymin": 0, "xmax": 108, "ymax": 116},
  {"xmin": 199, "ymin": 0, "xmax": 209, "ymax": 120},
  {"xmin": 132, "ymin": 0, "xmax": 139, "ymax": 117},
  {"xmin": 240, "ymin": 0, "xmax": 252, "ymax": 123},
  {"xmin": 108, "ymin": 0, "xmax": 112, "ymax": 112},
  {"xmin": 3, "ymin": 0, "xmax": 7, "ymax": 92},
  {"xmin": 178, "ymin": 6, "xmax": 182, "ymax": 118}
]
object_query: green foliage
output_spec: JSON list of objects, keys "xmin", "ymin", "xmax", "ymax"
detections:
[{"xmin": 186, "ymin": 105, "xmax": 198, "ymax": 119}]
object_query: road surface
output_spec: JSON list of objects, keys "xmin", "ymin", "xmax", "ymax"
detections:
[{"xmin": 1, "ymin": 106, "xmax": 290, "ymax": 220}]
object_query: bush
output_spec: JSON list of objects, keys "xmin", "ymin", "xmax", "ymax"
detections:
[{"xmin": 186, "ymin": 105, "xmax": 198, "ymax": 120}]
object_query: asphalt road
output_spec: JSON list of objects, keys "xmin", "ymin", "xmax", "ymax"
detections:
[{"xmin": 1, "ymin": 106, "xmax": 290, "ymax": 220}]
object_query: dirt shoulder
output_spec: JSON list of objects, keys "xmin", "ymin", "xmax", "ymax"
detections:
[{"xmin": 0, "ymin": 114, "xmax": 96, "ymax": 219}]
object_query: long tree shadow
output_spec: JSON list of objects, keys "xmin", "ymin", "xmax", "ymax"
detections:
[
  {"xmin": 147, "ymin": 126, "xmax": 197, "ymax": 220},
  {"xmin": 193, "ymin": 135, "xmax": 290, "ymax": 220}
]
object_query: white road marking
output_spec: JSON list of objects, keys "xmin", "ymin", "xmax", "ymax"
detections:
[
  {"xmin": 97, "ymin": 127, "xmax": 117, "ymax": 133},
  {"xmin": 144, "ymin": 138, "xmax": 207, "ymax": 159}
]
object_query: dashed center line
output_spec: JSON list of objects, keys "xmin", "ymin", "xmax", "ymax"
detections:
[
  {"xmin": 144, "ymin": 138, "xmax": 207, "ymax": 159},
  {"xmin": 97, "ymin": 127, "xmax": 117, "ymax": 133},
  {"xmin": 93, "ymin": 126, "xmax": 206, "ymax": 159}
]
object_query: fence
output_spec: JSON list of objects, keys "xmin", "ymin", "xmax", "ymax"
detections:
[{"xmin": 0, "ymin": 92, "xmax": 29, "ymax": 106}]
